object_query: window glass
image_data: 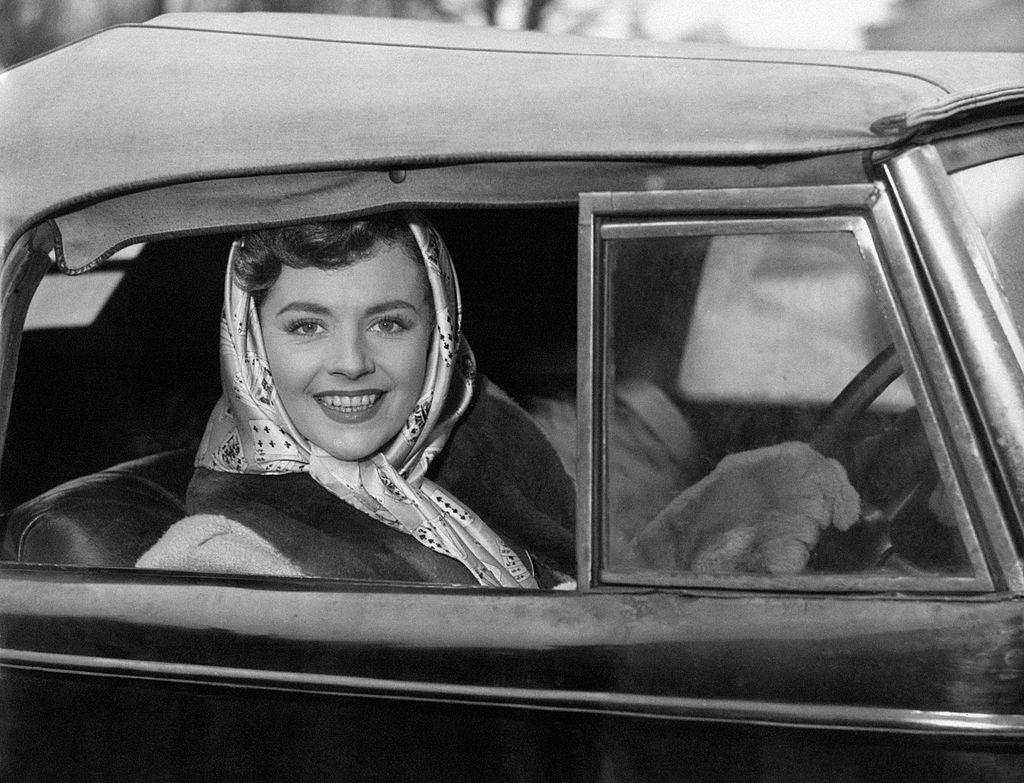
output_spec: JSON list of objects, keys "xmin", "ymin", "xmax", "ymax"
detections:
[
  {"xmin": 950, "ymin": 154, "xmax": 1024, "ymax": 335},
  {"xmin": 602, "ymin": 227, "xmax": 972, "ymax": 580}
]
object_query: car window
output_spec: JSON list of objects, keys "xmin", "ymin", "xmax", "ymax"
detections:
[
  {"xmin": 576, "ymin": 206, "xmax": 984, "ymax": 589},
  {"xmin": 0, "ymin": 208, "xmax": 581, "ymax": 586},
  {"xmin": 950, "ymin": 153, "xmax": 1024, "ymax": 336},
  {"xmin": 0, "ymin": 201, "xmax": 992, "ymax": 591}
]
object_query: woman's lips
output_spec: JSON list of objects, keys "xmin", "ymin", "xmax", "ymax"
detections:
[{"xmin": 314, "ymin": 390, "xmax": 384, "ymax": 424}]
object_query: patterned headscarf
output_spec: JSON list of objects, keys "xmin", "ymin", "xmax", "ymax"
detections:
[{"xmin": 195, "ymin": 213, "xmax": 537, "ymax": 588}]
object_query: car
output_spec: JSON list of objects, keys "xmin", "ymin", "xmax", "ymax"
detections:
[{"xmin": 2, "ymin": 11, "xmax": 1024, "ymax": 782}]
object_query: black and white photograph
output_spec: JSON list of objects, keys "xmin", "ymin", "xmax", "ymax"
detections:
[{"xmin": 1, "ymin": 1, "xmax": 1024, "ymax": 780}]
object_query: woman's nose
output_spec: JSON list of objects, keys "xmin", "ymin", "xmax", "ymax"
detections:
[{"xmin": 326, "ymin": 330, "xmax": 373, "ymax": 378}]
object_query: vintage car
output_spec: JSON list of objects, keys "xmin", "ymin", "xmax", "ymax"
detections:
[{"xmin": 2, "ymin": 11, "xmax": 1024, "ymax": 781}]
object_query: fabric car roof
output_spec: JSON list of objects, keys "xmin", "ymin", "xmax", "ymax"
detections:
[{"xmin": 2, "ymin": 12, "xmax": 1024, "ymax": 262}]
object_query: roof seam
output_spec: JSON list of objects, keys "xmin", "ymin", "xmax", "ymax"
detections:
[{"xmin": 127, "ymin": 22, "xmax": 955, "ymax": 93}]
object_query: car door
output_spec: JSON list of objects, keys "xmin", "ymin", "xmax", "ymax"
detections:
[
  {"xmin": 568, "ymin": 173, "xmax": 1024, "ymax": 778},
  {"xmin": 3, "ymin": 169, "xmax": 1024, "ymax": 783}
]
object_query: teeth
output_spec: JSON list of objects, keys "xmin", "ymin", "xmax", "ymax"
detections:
[{"xmin": 319, "ymin": 393, "xmax": 379, "ymax": 412}]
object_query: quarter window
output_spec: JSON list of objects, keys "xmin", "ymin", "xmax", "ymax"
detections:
[{"xmin": 950, "ymin": 153, "xmax": 1024, "ymax": 338}]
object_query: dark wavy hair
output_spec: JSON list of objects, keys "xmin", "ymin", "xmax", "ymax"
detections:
[{"xmin": 233, "ymin": 214, "xmax": 423, "ymax": 308}]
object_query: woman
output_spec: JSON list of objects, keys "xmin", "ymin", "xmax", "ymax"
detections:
[{"xmin": 137, "ymin": 212, "xmax": 576, "ymax": 588}]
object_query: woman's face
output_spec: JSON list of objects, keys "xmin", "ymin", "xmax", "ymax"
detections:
[{"xmin": 259, "ymin": 242, "xmax": 432, "ymax": 461}]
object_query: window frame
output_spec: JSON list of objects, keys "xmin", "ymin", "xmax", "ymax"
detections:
[
  {"xmin": 885, "ymin": 146, "xmax": 1024, "ymax": 592},
  {"xmin": 0, "ymin": 180, "xmax": 1013, "ymax": 596},
  {"xmin": 577, "ymin": 184, "xmax": 1001, "ymax": 593}
]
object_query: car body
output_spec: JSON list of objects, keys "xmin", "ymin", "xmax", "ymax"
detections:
[{"xmin": 2, "ymin": 12, "xmax": 1024, "ymax": 782}]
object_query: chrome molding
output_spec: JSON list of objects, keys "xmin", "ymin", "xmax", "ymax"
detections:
[
  {"xmin": 4, "ymin": 647, "xmax": 1024, "ymax": 740},
  {"xmin": 866, "ymin": 178, "xmax": 1011, "ymax": 591},
  {"xmin": 584, "ymin": 184, "xmax": 879, "ymax": 214},
  {"xmin": 576, "ymin": 195, "xmax": 607, "ymax": 590},
  {"xmin": 886, "ymin": 146, "xmax": 1024, "ymax": 590}
]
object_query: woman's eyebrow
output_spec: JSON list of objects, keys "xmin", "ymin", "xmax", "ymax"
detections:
[
  {"xmin": 365, "ymin": 299, "xmax": 420, "ymax": 316},
  {"xmin": 274, "ymin": 299, "xmax": 422, "ymax": 318},
  {"xmin": 275, "ymin": 301, "xmax": 332, "ymax": 317}
]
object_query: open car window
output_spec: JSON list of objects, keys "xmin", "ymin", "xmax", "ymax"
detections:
[
  {"xmin": 0, "ymin": 208, "xmax": 581, "ymax": 585},
  {"xmin": 577, "ymin": 189, "xmax": 993, "ymax": 591}
]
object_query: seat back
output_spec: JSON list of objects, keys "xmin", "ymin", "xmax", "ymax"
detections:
[{"xmin": 3, "ymin": 449, "xmax": 193, "ymax": 566}]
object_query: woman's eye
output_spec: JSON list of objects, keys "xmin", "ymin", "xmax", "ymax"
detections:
[
  {"xmin": 286, "ymin": 319, "xmax": 325, "ymax": 336},
  {"xmin": 371, "ymin": 316, "xmax": 409, "ymax": 335}
]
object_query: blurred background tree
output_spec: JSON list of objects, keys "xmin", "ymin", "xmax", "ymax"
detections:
[
  {"xmin": 865, "ymin": 0, "xmax": 1024, "ymax": 51},
  {"xmin": 0, "ymin": 0, "xmax": 160, "ymax": 65},
  {"xmin": 1, "ymin": 0, "xmax": 1020, "ymax": 67},
  {"xmin": 0, "ymin": 0, "xmax": 570, "ymax": 65}
]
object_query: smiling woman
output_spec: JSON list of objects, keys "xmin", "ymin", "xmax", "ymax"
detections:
[
  {"xmin": 249, "ymin": 222, "xmax": 433, "ymax": 462},
  {"xmin": 134, "ymin": 212, "xmax": 578, "ymax": 588},
  {"xmin": 260, "ymin": 255, "xmax": 431, "ymax": 461}
]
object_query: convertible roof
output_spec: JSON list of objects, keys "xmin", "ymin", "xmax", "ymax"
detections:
[{"xmin": 2, "ymin": 12, "xmax": 1024, "ymax": 261}]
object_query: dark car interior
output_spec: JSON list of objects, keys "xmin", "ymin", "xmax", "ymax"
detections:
[{"xmin": 0, "ymin": 207, "xmax": 578, "ymax": 566}]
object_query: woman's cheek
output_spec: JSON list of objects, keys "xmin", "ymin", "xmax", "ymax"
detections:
[
  {"xmin": 266, "ymin": 338, "xmax": 319, "ymax": 394},
  {"xmin": 399, "ymin": 333, "xmax": 431, "ymax": 392}
]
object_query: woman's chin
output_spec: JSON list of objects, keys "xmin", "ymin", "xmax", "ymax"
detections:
[
  {"xmin": 311, "ymin": 422, "xmax": 401, "ymax": 462},
  {"xmin": 317, "ymin": 439, "xmax": 385, "ymax": 462}
]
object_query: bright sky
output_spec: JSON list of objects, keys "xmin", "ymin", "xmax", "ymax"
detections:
[
  {"xmin": 646, "ymin": 0, "xmax": 896, "ymax": 49},
  {"xmin": 540, "ymin": 0, "xmax": 898, "ymax": 49}
]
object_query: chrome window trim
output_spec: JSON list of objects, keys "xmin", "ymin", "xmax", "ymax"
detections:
[
  {"xmin": 579, "ymin": 184, "xmax": 1001, "ymax": 593},
  {"xmin": 6, "ymin": 646, "xmax": 1024, "ymax": 740},
  {"xmin": 860, "ymin": 192, "xmax": 1000, "ymax": 591},
  {"xmin": 886, "ymin": 145, "xmax": 1024, "ymax": 592},
  {"xmin": 576, "ymin": 206, "xmax": 601, "ymax": 589}
]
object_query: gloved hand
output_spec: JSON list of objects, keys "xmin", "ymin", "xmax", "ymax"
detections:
[{"xmin": 633, "ymin": 441, "xmax": 860, "ymax": 574}]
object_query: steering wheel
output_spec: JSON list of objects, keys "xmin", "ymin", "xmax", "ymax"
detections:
[{"xmin": 805, "ymin": 346, "xmax": 940, "ymax": 572}]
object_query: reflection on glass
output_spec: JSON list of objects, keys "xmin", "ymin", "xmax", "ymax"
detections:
[
  {"xmin": 951, "ymin": 155, "xmax": 1024, "ymax": 336},
  {"xmin": 605, "ymin": 231, "xmax": 971, "ymax": 579}
]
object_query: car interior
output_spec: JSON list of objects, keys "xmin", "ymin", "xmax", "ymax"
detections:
[{"xmin": 0, "ymin": 207, "xmax": 577, "ymax": 567}]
